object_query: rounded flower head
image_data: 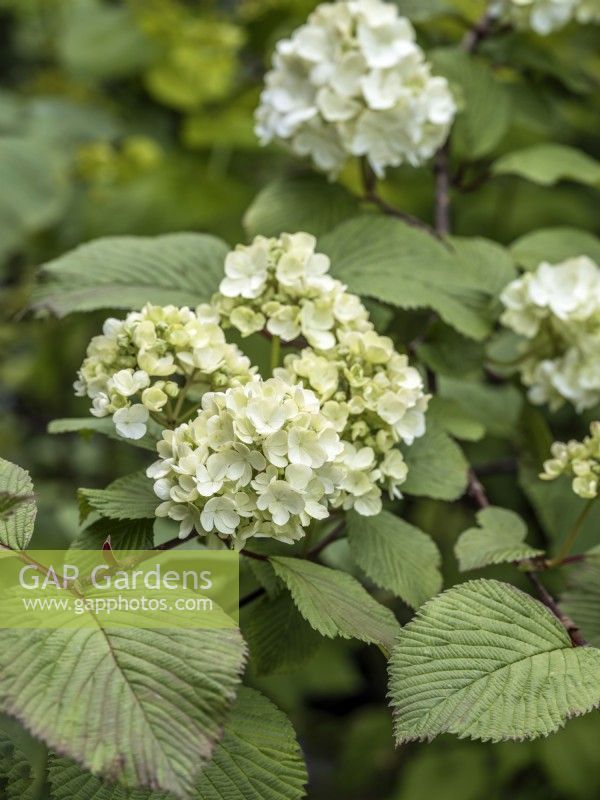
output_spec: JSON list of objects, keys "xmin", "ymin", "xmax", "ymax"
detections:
[
  {"xmin": 541, "ymin": 421, "xmax": 600, "ymax": 499},
  {"xmin": 75, "ymin": 303, "xmax": 255, "ymax": 440},
  {"xmin": 146, "ymin": 377, "xmax": 346, "ymax": 544},
  {"xmin": 215, "ymin": 233, "xmax": 371, "ymax": 348},
  {"xmin": 277, "ymin": 327, "xmax": 430, "ymax": 515},
  {"xmin": 255, "ymin": 0, "xmax": 456, "ymax": 177},
  {"xmin": 499, "ymin": 256, "xmax": 600, "ymax": 411}
]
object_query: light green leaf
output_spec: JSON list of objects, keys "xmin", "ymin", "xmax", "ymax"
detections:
[
  {"xmin": 439, "ymin": 377, "xmax": 523, "ymax": 439},
  {"xmin": 78, "ymin": 471, "xmax": 157, "ymax": 522},
  {"xmin": 48, "ymin": 417, "xmax": 161, "ymax": 452},
  {"xmin": 244, "ymin": 592, "xmax": 322, "ymax": 676},
  {"xmin": 430, "ymin": 49, "xmax": 511, "ymax": 159},
  {"xmin": 393, "ymin": 0, "xmax": 452, "ymax": 20},
  {"xmin": 194, "ymin": 687, "xmax": 307, "ymax": 800},
  {"xmin": 447, "ymin": 236, "xmax": 517, "ymax": 296},
  {"xmin": 347, "ymin": 510, "xmax": 442, "ymax": 608},
  {"xmin": 455, "ymin": 507, "xmax": 544, "ymax": 571},
  {"xmin": 510, "ymin": 227, "xmax": 600, "ymax": 270},
  {"xmin": 32, "ymin": 233, "xmax": 229, "ymax": 317},
  {"xmin": 0, "ymin": 458, "xmax": 36, "ymax": 550},
  {"xmin": 321, "ymin": 216, "xmax": 501, "ymax": 341},
  {"xmin": 270, "ymin": 556, "xmax": 401, "ymax": 654},
  {"xmin": 389, "ymin": 579, "xmax": 600, "ymax": 742},
  {"xmin": 401, "ymin": 422, "xmax": 469, "ymax": 501},
  {"xmin": 0, "ymin": 622, "xmax": 246, "ymax": 798},
  {"xmin": 492, "ymin": 144, "xmax": 600, "ymax": 187},
  {"xmin": 561, "ymin": 553, "xmax": 600, "ymax": 648},
  {"xmin": 58, "ymin": 0, "xmax": 159, "ymax": 80},
  {"xmin": 427, "ymin": 397, "xmax": 485, "ymax": 442},
  {"xmin": 244, "ymin": 175, "xmax": 359, "ymax": 239},
  {"xmin": 70, "ymin": 518, "xmax": 155, "ymax": 551},
  {"xmin": 47, "ymin": 687, "xmax": 306, "ymax": 800}
]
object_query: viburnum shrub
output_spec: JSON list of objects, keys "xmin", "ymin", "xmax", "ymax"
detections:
[{"xmin": 1, "ymin": 0, "xmax": 600, "ymax": 798}]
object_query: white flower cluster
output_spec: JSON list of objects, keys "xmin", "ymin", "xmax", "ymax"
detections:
[
  {"xmin": 255, "ymin": 0, "xmax": 456, "ymax": 177},
  {"xmin": 495, "ymin": 0, "xmax": 600, "ymax": 34},
  {"xmin": 147, "ymin": 378, "xmax": 344, "ymax": 543},
  {"xmin": 215, "ymin": 232, "xmax": 371, "ymax": 348},
  {"xmin": 500, "ymin": 256, "xmax": 600, "ymax": 411},
  {"xmin": 541, "ymin": 421, "xmax": 600, "ymax": 499},
  {"xmin": 75, "ymin": 303, "xmax": 254, "ymax": 440},
  {"xmin": 277, "ymin": 328, "xmax": 430, "ymax": 515}
]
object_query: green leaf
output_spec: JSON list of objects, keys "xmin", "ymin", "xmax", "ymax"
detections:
[
  {"xmin": 427, "ymin": 397, "xmax": 485, "ymax": 442},
  {"xmin": 561, "ymin": 553, "xmax": 600, "ymax": 648},
  {"xmin": 510, "ymin": 227, "xmax": 600, "ymax": 270},
  {"xmin": 70, "ymin": 518, "xmax": 155, "ymax": 551},
  {"xmin": 416, "ymin": 324, "xmax": 485, "ymax": 379},
  {"xmin": 194, "ymin": 687, "xmax": 307, "ymax": 800},
  {"xmin": 78, "ymin": 471, "xmax": 157, "ymax": 522},
  {"xmin": 48, "ymin": 417, "xmax": 161, "ymax": 452},
  {"xmin": 321, "ymin": 216, "xmax": 501, "ymax": 341},
  {"xmin": 270, "ymin": 556, "xmax": 401, "ymax": 654},
  {"xmin": 439, "ymin": 377, "xmax": 523, "ymax": 439},
  {"xmin": 393, "ymin": 0, "xmax": 452, "ymax": 20},
  {"xmin": 46, "ymin": 688, "xmax": 306, "ymax": 800},
  {"xmin": 0, "ymin": 138, "xmax": 69, "ymax": 262},
  {"xmin": 447, "ymin": 236, "xmax": 517, "ymax": 297},
  {"xmin": 519, "ymin": 465, "xmax": 600, "ymax": 553},
  {"xmin": 455, "ymin": 507, "xmax": 544, "ymax": 571},
  {"xmin": 401, "ymin": 422, "xmax": 469, "ymax": 501},
  {"xmin": 389, "ymin": 579, "xmax": 600, "ymax": 743},
  {"xmin": 244, "ymin": 174, "xmax": 359, "ymax": 239},
  {"xmin": 347, "ymin": 510, "xmax": 442, "ymax": 608},
  {"xmin": 0, "ymin": 459, "xmax": 36, "ymax": 550},
  {"xmin": 58, "ymin": 0, "xmax": 159, "ymax": 80},
  {"xmin": 0, "ymin": 731, "xmax": 35, "ymax": 800},
  {"xmin": 492, "ymin": 144, "xmax": 600, "ymax": 187},
  {"xmin": 32, "ymin": 233, "xmax": 229, "ymax": 317},
  {"xmin": 430, "ymin": 49, "xmax": 511, "ymax": 160},
  {"xmin": 0, "ymin": 623, "xmax": 246, "ymax": 798},
  {"xmin": 244, "ymin": 592, "xmax": 322, "ymax": 676}
]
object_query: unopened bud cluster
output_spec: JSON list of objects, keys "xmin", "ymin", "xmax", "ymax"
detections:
[{"xmin": 541, "ymin": 422, "xmax": 600, "ymax": 499}]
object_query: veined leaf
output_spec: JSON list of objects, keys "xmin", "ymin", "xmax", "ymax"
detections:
[
  {"xmin": 244, "ymin": 174, "xmax": 359, "ymax": 239},
  {"xmin": 32, "ymin": 233, "xmax": 229, "ymax": 317},
  {"xmin": 0, "ymin": 619, "xmax": 246, "ymax": 797},
  {"xmin": 0, "ymin": 459, "xmax": 36, "ymax": 550},
  {"xmin": 0, "ymin": 731, "xmax": 34, "ymax": 800},
  {"xmin": 270, "ymin": 556, "xmax": 401, "ymax": 654},
  {"xmin": 48, "ymin": 417, "xmax": 161, "ymax": 452},
  {"xmin": 347, "ymin": 510, "xmax": 442, "ymax": 608},
  {"xmin": 401, "ymin": 421, "xmax": 469, "ymax": 501},
  {"xmin": 47, "ymin": 687, "xmax": 307, "ymax": 800},
  {"xmin": 492, "ymin": 144, "xmax": 600, "ymax": 187},
  {"xmin": 389, "ymin": 579, "xmax": 600, "ymax": 743},
  {"xmin": 244, "ymin": 592, "xmax": 322, "ymax": 676},
  {"xmin": 320, "ymin": 216, "xmax": 503, "ymax": 341},
  {"xmin": 78, "ymin": 471, "xmax": 157, "ymax": 522},
  {"xmin": 455, "ymin": 506, "xmax": 544, "ymax": 571},
  {"xmin": 510, "ymin": 227, "xmax": 600, "ymax": 271}
]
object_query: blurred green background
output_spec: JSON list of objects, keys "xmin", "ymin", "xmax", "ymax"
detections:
[{"xmin": 1, "ymin": 1, "xmax": 599, "ymax": 797}]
